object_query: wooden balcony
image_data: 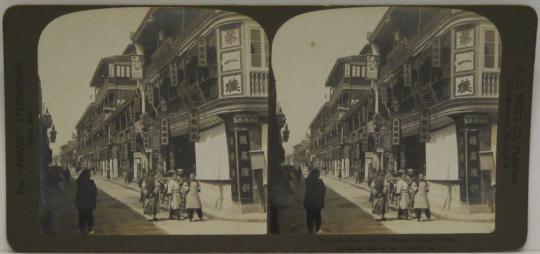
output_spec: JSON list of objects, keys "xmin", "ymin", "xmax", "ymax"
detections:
[
  {"xmin": 481, "ymin": 71, "xmax": 500, "ymax": 97},
  {"xmin": 250, "ymin": 71, "xmax": 268, "ymax": 96}
]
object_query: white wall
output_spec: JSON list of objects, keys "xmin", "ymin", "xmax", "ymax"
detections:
[
  {"xmin": 426, "ymin": 124, "xmax": 459, "ymax": 180},
  {"xmin": 195, "ymin": 123, "xmax": 230, "ymax": 180}
]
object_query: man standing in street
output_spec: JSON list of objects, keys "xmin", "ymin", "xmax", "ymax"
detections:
[{"xmin": 303, "ymin": 169, "xmax": 326, "ymax": 234}]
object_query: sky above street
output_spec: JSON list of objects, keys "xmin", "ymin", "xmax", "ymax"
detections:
[
  {"xmin": 273, "ymin": 7, "xmax": 387, "ymax": 155},
  {"xmin": 39, "ymin": 7, "xmax": 149, "ymax": 154}
]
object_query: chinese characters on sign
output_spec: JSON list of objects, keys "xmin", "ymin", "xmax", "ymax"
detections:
[
  {"xmin": 131, "ymin": 55, "xmax": 144, "ymax": 79},
  {"xmin": 220, "ymin": 27, "xmax": 240, "ymax": 49},
  {"xmin": 160, "ymin": 118, "xmax": 169, "ymax": 145},
  {"xmin": 455, "ymin": 75, "xmax": 474, "ymax": 96},
  {"xmin": 197, "ymin": 39, "xmax": 207, "ymax": 67},
  {"xmin": 366, "ymin": 55, "xmax": 379, "ymax": 80},
  {"xmin": 222, "ymin": 74, "xmax": 242, "ymax": 96},
  {"xmin": 188, "ymin": 110, "xmax": 200, "ymax": 142},
  {"xmin": 432, "ymin": 37, "xmax": 441, "ymax": 67},
  {"xmin": 455, "ymin": 28, "xmax": 475, "ymax": 49}
]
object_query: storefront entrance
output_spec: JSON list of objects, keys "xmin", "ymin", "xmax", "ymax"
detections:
[
  {"xmin": 402, "ymin": 135, "xmax": 426, "ymax": 176},
  {"xmin": 170, "ymin": 136, "xmax": 196, "ymax": 177}
]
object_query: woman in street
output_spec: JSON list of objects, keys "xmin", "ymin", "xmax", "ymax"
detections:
[
  {"xmin": 413, "ymin": 174, "xmax": 431, "ymax": 221},
  {"xmin": 185, "ymin": 173, "xmax": 203, "ymax": 221},
  {"xmin": 395, "ymin": 171, "xmax": 411, "ymax": 219},
  {"xmin": 75, "ymin": 169, "xmax": 97, "ymax": 235},
  {"xmin": 166, "ymin": 173, "xmax": 183, "ymax": 220},
  {"xmin": 303, "ymin": 169, "xmax": 326, "ymax": 234},
  {"xmin": 142, "ymin": 172, "xmax": 160, "ymax": 221},
  {"xmin": 371, "ymin": 171, "xmax": 389, "ymax": 221}
]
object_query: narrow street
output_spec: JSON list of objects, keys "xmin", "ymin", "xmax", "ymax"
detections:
[
  {"xmin": 50, "ymin": 175, "xmax": 266, "ymax": 235},
  {"xmin": 274, "ymin": 172, "xmax": 494, "ymax": 234}
]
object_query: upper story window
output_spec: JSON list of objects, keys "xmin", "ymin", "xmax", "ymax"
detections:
[
  {"xmin": 114, "ymin": 65, "xmax": 131, "ymax": 78},
  {"xmin": 250, "ymin": 28, "xmax": 269, "ymax": 68},
  {"xmin": 483, "ymin": 29, "xmax": 501, "ymax": 69}
]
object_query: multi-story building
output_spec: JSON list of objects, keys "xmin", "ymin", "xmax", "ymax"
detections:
[
  {"xmin": 76, "ymin": 7, "xmax": 269, "ymax": 214},
  {"xmin": 309, "ymin": 7, "xmax": 499, "ymax": 214},
  {"xmin": 76, "ymin": 55, "xmax": 140, "ymax": 179}
]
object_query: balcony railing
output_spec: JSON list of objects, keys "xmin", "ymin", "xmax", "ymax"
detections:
[
  {"xmin": 481, "ymin": 71, "xmax": 500, "ymax": 97},
  {"xmin": 250, "ymin": 71, "xmax": 268, "ymax": 96}
]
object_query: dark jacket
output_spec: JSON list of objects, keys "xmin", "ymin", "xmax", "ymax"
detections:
[
  {"xmin": 75, "ymin": 170, "xmax": 97, "ymax": 211},
  {"xmin": 303, "ymin": 176, "xmax": 326, "ymax": 209}
]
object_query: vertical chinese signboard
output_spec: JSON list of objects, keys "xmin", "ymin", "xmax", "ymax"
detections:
[
  {"xmin": 227, "ymin": 132, "xmax": 238, "ymax": 201},
  {"xmin": 237, "ymin": 130, "xmax": 253, "ymax": 203},
  {"xmin": 130, "ymin": 55, "xmax": 144, "ymax": 80},
  {"xmin": 188, "ymin": 109, "xmax": 200, "ymax": 142},
  {"xmin": 226, "ymin": 130, "xmax": 253, "ymax": 203},
  {"xmin": 366, "ymin": 55, "xmax": 379, "ymax": 80},
  {"xmin": 466, "ymin": 129, "xmax": 481, "ymax": 204}
]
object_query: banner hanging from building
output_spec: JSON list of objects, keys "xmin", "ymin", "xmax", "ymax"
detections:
[
  {"xmin": 432, "ymin": 37, "xmax": 441, "ymax": 68},
  {"xmin": 419, "ymin": 110, "xmax": 431, "ymax": 142},
  {"xmin": 130, "ymin": 55, "xmax": 144, "ymax": 79},
  {"xmin": 237, "ymin": 130, "xmax": 253, "ymax": 203},
  {"xmin": 160, "ymin": 118, "xmax": 169, "ymax": 145},
  {"xmin": 169, "ymin": 60, "xmax": 179, "ymax": 87},
  {"xmin": 403, "ymin": 63, "xmax": 412, "ymax": 87},
  {"xmin": 197, "ymin": 39, "xmax": 207, "ymax": 67},
  {"xmin": 227, "ymin": 131, "xmax": 239, "ymax": 202},
  {"xmin": 392, "ymin": 118, "xmax": 400, "ymax": 145},
  {"xmin": 366, "ymin": 55, "xmax": 379, "ymax": 80},
  {"xmin": 188, "ymin": 109, "xmax": 200, "ymax": 142}
]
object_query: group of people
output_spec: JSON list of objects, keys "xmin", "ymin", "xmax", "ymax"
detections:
[
  {"xmin": 138, "ymin": 170, "xmax": 204, "ymax": 222},
  {"xmin": 370, "ymin": 169, "xmax": 431, "ymax": 221}
]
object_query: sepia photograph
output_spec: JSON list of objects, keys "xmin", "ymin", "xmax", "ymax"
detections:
[
  {"xmin": 272, "ymin": 7, "xmax": 499, "ymax": 234},
  {"xmin": 38, "ymin": 7, "xmax": 269, "ymax": 235}
]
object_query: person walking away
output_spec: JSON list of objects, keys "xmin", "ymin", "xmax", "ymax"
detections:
[
  {"xmin": 166, "ymin": 173, "xmax": 182, "ymax": 220},
  {"xmin": 288, "ymin": 168, "xmax": 297, "ymax": 193},
  {"xmin": 185, "ymin": 173, "xmax": 203, "ymax": 221},
  {"xmin": 414, "ymin": 174, "xmax": 431, "ymax": 221},
  {"xmin": 142, "ymin": 172, "xmax": 160, "ymax": 221},
  {"xmin": 75, "ymin": 169, "xmax": 97, "ymax": 235},
  {"xmin": 395, "ymin": 171, "xmax": 411, "ymax": 219},
  {"xmin": 138, "ymin": 172, "xmax": 146, "ymax": 205},
  {"xmin": 303, "ymin": 169, "xmax": 326, "ymax": 234},
  {"xmin": 371, "ymin": 171, "xmax": 389, "ymax": 221}
]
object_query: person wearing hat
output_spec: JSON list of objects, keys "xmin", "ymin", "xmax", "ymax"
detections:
[
  {"xmin": 413, "ymin": 174, "xmax": 431, "ymax": 221},
  {"xmin": 395, "ymin": 170, "xmax": 411, "ymax": 219},
  {"xmin": 407, "ymin": 168, "xmax": 417, "ymax": 216}
]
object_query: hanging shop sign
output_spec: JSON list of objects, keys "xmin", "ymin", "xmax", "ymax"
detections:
[
  {"xmin": 221, "ymin": 50, "xmax": 242, "ymax": 72},
  {"xmin": 403, "ymin": 63, "xmax": 412, "ymax": 87},
  {"xmin": 419, "ymin": 110, "xmax": 431, "ymax": 143},
  {"xmin": 432, "ymin": 37, "xmax": 441, "ymax": 68},
  {"xmin": 366, "ymin": 55, "xmax": 379, "ymax": 80},
  {"xmin": 108, "ymin": 63, "xmax": 115, "ymax": 78},
  {"xmin": 383, "ymin": 127, "xmax": 393, "ymax": 151},
  {"xmin": 220, "ymin": 27, "xmax": 241, "ymax": 49},
  {"xmin": 131, "ymin": 55, "xmax": 144, "ymax": 80},
  {"xmin": 160, "ymin": 118, "xmax": 169, "ymax": 145},
  {"xmin": 188, "ymin": 109, "xmax": 200, "ymax": 142},
  {"xmin": 222, "ymin": 73, "xmax": 243, "ymax": 96},
  {"xmin": 454, "ymin": 74, "xmax": 475, "ymax": 97},
  {"xmin": 380, "ymin": 83, "xmax": 388, "ymax": 105},
  {"xmin": 130, "ymin": 133, "xmax": 137, "ymax": 151},
  {"xmin": 362, "ymin": 128, "xmax": 368, "ymax": 151},
  {"xmin": 197, "ymin": 39, "xmax": 207, "ymax": 67},
  {"xmin": 392, "ymin": 118, "xmax": 401, "ymax": 145},
  {"xmin": 147, "ymin": 86, "xmax": 154, "ymax": 105},
  {"xmin": 143, "ymin": 133, "xmax": 150, "ymax": 150},
  {"xmin": 168, "ymin": 60, "xmax": 179, "ymax": 87},
  {"xmin": 455, "ymin": 27, "xmax": 475, "ymax": 50},
  {"xmin": 454, "ymin": 51, "xmax": 475, "ymax": 73}
]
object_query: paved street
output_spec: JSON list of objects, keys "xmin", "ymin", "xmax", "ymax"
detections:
[
  {"xmin": 51, "ymin": 175, "xmax": 266, "ymax": 235},
  {"xmin": 274, "ymin": 173, "xmax": 494, "ymax": 234}
]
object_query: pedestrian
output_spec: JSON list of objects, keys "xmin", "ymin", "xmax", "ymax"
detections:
[
  {"xmin": 138, "ymin": 172, "xmax": 146, "ymax": 205},
  {"xmin": 185, "ymin": 173, "xmax": 203, "ymax": 221},
  {"xmin": 371, "ymin": 170, "xmax": 389, "ymax": 221},
  {"xmin": 407, "ymin": 168, "xmax": 417, "ymax": 217},
  {"xmin": 413, "ymin": 174, "xmax": 431, "ymax": 221},
  {"xmin": 303, "ymin": 169, "xmax": 326, "ymax": 234},
  {"xmin": 296, "ymin": 166, "xmax": 302, "ymax": 184},
  {"xmin": 395, "ymin": 171, "xmax": 411, "ymax": 219},
  {"xmin": 166, "ymin": 172, "xmax": 182, "ymax": 220},
  {"xmin": 142, "ymin": 172, "xmax": 160, "ymax": 221},
  {"xmin": 75, "ymin": 169, "xmax": 97, "ymax": 235},
  {"xmin": 179, "ymin": 172, "xmax": 189, "ymax": 214},
  {"xmin": 288, "ymin": 168, "xmax": 297, "ymax": 193}
]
